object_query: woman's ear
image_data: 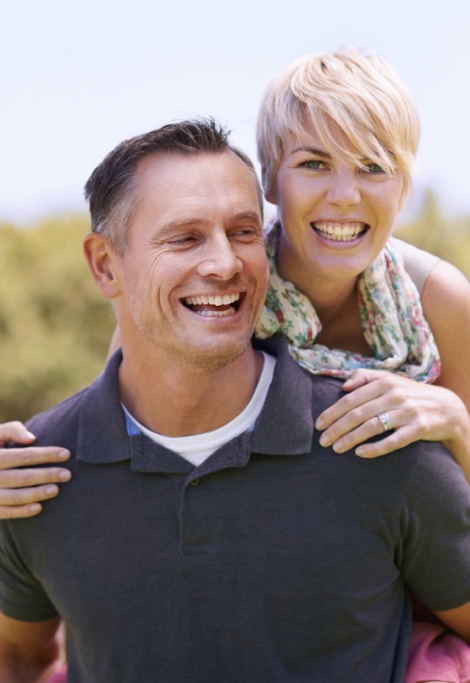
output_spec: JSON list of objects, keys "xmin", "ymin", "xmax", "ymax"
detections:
[
  {"xmin": 83, "ymin": 233, "xmax": 122, "ymax": 299},
  {"xmin": 262, "ymin": 167, "xmax": 277, "ymax": 205}
]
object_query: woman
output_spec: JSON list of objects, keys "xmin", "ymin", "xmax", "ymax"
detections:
[
  {"xmin": 1, "ymin": 49, "xmax": 470, "ymax": 682},
  {"xmin": 254, "ymin": 48, "xmax": 470, "ymax": 683}
]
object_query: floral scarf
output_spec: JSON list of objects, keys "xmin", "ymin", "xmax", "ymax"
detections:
[{"xmin": 255, "ymin": 220, "xmax": 441, "ymax": 382}]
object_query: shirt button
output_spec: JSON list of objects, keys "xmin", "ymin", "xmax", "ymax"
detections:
[{"xmin": 190, "ymin": 478, "xmax": 200, "ymax": 486}]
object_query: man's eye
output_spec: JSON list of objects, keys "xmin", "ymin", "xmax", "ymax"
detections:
[
  {"xmin": 361, "ymin": 163, "xmax": 385, "ymax": 174},
  {"xmin": 168, "ymin": 236, "xmax": 197, "ymax": 245},
  {"xmin": 230, "ymin": 228, "xmax": 256, "ymax": 239},
  {"xmin": 300, "ymin": 160, "xmax": 325, "ymax": 170}
]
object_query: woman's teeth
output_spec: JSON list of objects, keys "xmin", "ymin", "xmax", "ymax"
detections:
[
  {"xmin": 183, "ymin": 292, "xmax": 240, "ymax": 317},
  {"xmin": 312, "ymin": 222, "xmax": 366, "ymax": 241}
]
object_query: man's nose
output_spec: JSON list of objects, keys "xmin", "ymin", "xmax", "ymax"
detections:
[
  {"xmin": 325, "ymin": 170, "xmax": 361, "ymax": 209},
  {"xmin": 197, "ymin": 232, "xmax": 243, "ymax": 279}
]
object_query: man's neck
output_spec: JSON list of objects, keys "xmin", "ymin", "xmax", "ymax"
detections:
[{"xmin": 118, "ymin": 340, "xmax": 264, "ymax": 438}]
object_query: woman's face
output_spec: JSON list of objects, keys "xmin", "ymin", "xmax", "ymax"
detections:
[{"xmin": 267, "ymin": 120, "xmax": 407, "ymax": 285}]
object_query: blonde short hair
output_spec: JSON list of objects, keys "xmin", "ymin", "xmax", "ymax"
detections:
[{"xmin": 256, "ymin": 48, "xmax": 420, "ymax": 192}]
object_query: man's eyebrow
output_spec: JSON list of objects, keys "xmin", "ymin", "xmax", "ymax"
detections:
[
  {"xmin": 157, "ymin": 218, "xmax": 208, "ymax": 236},
  {"xmin": 232, "ymin": 211, "xmax": 262, "ymax": 226},
  {"xmin": 290, "ymin": 147, "xmax": 332, "ymax": 159},
  {"xmin": 157, "ymin": 212, "xmax": 261, "ymax": 237}
]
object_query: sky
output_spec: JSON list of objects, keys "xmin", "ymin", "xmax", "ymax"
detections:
[{"xmin": 1, "ymin": 0, "xmax": 469, "ymax": 223}]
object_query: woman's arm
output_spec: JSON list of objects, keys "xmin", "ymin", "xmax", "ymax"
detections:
[{"xmin": 315, "ymin": 259, "xmax": 470, "ymax": 482}]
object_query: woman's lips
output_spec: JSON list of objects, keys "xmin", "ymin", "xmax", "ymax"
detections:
[{"xmin": 311, "ymin": 221, "xmax": 369, "ymax": 242}]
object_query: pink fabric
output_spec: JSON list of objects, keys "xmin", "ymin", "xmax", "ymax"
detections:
[
  {"xmin": 406, "ymin": 622, "xmax": 470, "ymax": 683},
  {"xmin": 48, "ymin": 664, "xmax": 67, "ymax": 683}
]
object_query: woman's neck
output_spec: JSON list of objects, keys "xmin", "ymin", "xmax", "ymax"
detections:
[
  {"xmin": 277, "ymin": 237, "xmax": 358, "ymax": 322},
  {"xmin": 277, "ymin": 235, "xmax": 373, "ymax": 356}
]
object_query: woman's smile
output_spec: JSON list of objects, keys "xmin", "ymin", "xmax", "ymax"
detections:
[{"xmin": 311, "ymin": 220, "xmax": 369, "ymax": 243}]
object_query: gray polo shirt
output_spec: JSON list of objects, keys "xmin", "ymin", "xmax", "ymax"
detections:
[{"xmin": 1, "ymin": 341, "xmax": 470, "ymax": 683}]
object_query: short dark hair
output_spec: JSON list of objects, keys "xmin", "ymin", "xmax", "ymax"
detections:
[{"xmin": 84, "ymin": 118, "xmax": 264, "ymax": 255}]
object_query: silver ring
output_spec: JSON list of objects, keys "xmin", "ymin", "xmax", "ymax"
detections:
[{"xmin": 376, "ymin": 412, "xmax": 393, "ymax": 432}]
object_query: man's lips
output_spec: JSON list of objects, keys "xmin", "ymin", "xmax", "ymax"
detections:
[
  {"xmin": 311, "ymin": 221, "xmax": 369, "ymax": 242},
  {"xmin": 181, "ymin": 292, "xmax": 242, "ymax": 318}
]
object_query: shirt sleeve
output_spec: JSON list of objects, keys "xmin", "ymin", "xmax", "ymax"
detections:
[
  {"xmin": 399, "ymin": 443, "xmax": 470, "ymax": 612},
  {"xmin": 0, "ymin": 521, "xmax": 58, "ymax": 622}
]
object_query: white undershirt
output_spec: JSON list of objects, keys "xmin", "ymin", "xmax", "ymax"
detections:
[{"xmin": 122, "ymin": 351, "xmax": 277, "ymax": 467}]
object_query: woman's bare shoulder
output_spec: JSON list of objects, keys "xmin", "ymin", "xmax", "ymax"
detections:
[
  {"xmin": 421, "ymin": 259, "xmax": 470, "ymax": 403},
  {"xmin": 422, "ymin": 259, "xmax": 470, "ymax": 318},
  {"xmin": 391, "ymin": 237, "xmax": 440, "ymax": 295}
]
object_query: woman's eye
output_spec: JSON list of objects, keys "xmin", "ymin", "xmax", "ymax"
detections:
[
  {"xmin": 300, "ymin": 159, "xmax": 325, "ymax": 170},
  {"xmin": 361, "ymin": 162, "xmax": 385, "ymax": 174}
]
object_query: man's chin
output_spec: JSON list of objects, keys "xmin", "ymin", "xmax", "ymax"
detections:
[{"xmin": 175, "ymin": 334, "xmax": 253, "ymax": 373}]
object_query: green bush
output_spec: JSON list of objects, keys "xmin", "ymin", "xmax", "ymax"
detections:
[{"xmin": 0, "ymin": 214, "xmax": 116, "ymax": 423}]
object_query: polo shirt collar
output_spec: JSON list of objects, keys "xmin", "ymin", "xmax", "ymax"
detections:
[
  {"xmin": 77, "ymin": 340, "xmax": 316, "ymax": 469},
  {"xmin": 251, "ymin": 338, "xmax": 315, "ymax": 456}
]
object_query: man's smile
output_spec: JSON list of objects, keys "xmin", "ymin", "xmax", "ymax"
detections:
[{"xmin": 182, "ymin": 292, "xmax": 243, "ymax": 317}]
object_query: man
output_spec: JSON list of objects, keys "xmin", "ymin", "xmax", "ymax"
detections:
[{"xmin": 0, "ymin": 119, "xmax": 469, "ymax": 683}]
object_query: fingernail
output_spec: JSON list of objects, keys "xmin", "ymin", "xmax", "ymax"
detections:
[
  {"xmin": 58, "ymin": 470, "xmax": 71, "ymax": 481},
  {"xmin": 333, "ymin": 440, "xmax": 345, "ymax": 453},
  {"xmin": 319, "ymin": 434, "xmax": 331, "ymax": 447},
  {"xmin": 58, "ymin": 450, "xmax": 70, "ymax": 460},
  {"xmin": 45, "ymin": 485, "xmax": 58, "ymax": 495},
  {"xmin": 29, "ymin": 504, "xmax": 41, "ymax": 513},
  {"xmin": 24, "ymin": 430, "xmax": 35, "ymax": 439},
  {"xmin": 356, "ymin": 447, "xmax": 366, "ymax": 457},
  {"xmin": 315, "ymin": 418, "xmax": 325, "ymax": 430}
]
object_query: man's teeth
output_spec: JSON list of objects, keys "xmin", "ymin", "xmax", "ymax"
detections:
[
  {"xmin": 183, "ymin": 293, "xmax": 240, "ymax": 306},
  {"xmin": 313, "ymin": 222, "xmax": 366, "ymax": 241},
  {"xmin": 194, "ymin": 308, "xmax": 236, "ymax": 317}
]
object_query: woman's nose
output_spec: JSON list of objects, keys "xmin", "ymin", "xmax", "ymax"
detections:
[{"xmin": 325, "ymin": 170, "xmax": 361, "ymax": 209}]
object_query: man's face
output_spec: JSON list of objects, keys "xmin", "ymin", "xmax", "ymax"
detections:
[{"xmin": 115, "ymin": 151, "xmax": 268, "ymax": 371}]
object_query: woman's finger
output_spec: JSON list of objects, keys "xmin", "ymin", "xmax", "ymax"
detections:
[
  {"xmin": 0, "ymin": 503, "xmax": 43, "ymax": 519},
  {"xmin": 315, "ymin": 379, "xmax": 395, "ymax": 431},
  {"xmin": 0, "ymin": 447, "xmax": 70, "ymax": 470},
  {"xmin": 327, "ymin": 413, "xmax": 395, "ymax": 454},
  {"xmin": 0, "ymin": 484, "xmax": 63, "ymax": 507},
  {"xmin": 342, "ymin": 368, "xmax": 389, "ymax": 391},
  {"xmin": 0, "ymin": 466, "xmax": 72, "ymax": 489},
  {"xmin": 318, "ymin": 394, "xmax": 399, "ymax": 448},
  {"xmin": 0, "ymin": 421, "xmax": 36, "ymax": 447},
  {"xmin": 355, "ymin": 424, "xmax": 421, "ymax": 458}
]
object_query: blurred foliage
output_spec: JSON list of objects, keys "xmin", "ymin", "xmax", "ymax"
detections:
[
  {"xmin": 0, "ymin": 195, "xmax": 469, "ymax": 423},
  {"xmin": 394, "ymin": 190, "xmax": 470, "ymax": 280},
  {"xmin": 0, "ymin": 214, "xmax": 116, "ymax": 423}
]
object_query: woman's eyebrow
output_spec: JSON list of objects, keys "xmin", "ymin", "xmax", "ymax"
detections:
[{"xmin": 290, "ymin": 147, "xmax": 332, "ymax": 159}]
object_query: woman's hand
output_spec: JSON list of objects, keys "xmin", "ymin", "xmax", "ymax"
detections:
[
  {"xmin": 0, "ymin": 422, "xmax": 71, "ymax": 519},
  {"xmin": 315, "ymin": 369, "xmax": 470, "ymax": 463}
]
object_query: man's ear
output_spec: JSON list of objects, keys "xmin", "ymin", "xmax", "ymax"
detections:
[
  {"xmin": 83, "ymin": 233, "xmax": 122, "ymax": 299},
  {"xmin": 261, "ymin": 167, "xmax": 277, "ymax": 205}
]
